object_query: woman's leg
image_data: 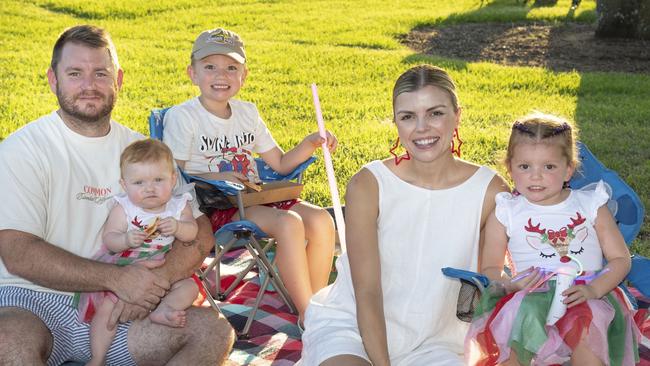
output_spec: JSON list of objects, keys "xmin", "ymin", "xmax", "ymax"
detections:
[
  {"xmin": 88, "ymin": 298, "xmax": 117, "ymax": 366},
  {"xmin": 290, "ymin": 202, "xmax": 335, "ymax": 293}
]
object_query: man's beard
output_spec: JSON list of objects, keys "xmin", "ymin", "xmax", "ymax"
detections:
[{"xmin": 56, "ymin": 86, "xmax": 116, "ymax": 123}]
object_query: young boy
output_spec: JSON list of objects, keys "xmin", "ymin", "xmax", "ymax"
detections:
[{"xmin": 163, "ymin": 28, "xmax": 336, "ymax": 326}]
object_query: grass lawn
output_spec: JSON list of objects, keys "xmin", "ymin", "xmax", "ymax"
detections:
[{"xmin": 1, "ymin": 0, "xmax": 648, "ymax": 253}]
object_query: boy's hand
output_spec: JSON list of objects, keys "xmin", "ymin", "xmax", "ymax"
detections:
[
  {"xmin": 305, "ymin": 131, "xmax": 338, "ymax": 153},
  {"xmin": 157, "ymin": 217, "xmax": 178, "ymax": 236},
  {"xmin": 126, "ymin": 229, "xmax": 146, "ymax": 248},
  {"xmin": 563, "ymin": 284, "xmax": 598, "ymax": 307}
]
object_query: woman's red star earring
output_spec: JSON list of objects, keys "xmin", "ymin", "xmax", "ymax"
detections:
[
  {"xmin": 389, "ymin": 137, "xmax": 410, "ymax": 165},
  {"xmin": 451, "ymin": 128, "xmax": 463, "ymax": 158}
]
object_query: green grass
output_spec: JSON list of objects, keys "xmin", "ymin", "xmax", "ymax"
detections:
[{"xmin": 1, "ymin": 0, "xmax": 648, "ymax": 253}]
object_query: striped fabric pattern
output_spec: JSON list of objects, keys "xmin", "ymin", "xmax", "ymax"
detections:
[{"xmin": 0, "ymin": 286, "xmax": 134, "ymax": 366}]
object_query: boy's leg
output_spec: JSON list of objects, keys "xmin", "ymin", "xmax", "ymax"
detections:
[
  {"xmin": 88, "ymin": 299, "xmax": 117, "ymax": 366},
  {"xmin": 290, "ymin": 202, "xmax": 335, "ymax": 292},
  {"xmin": 239, "ymin": 205, "xmax": 312, "ymax": 318},
  {"xmin": 127, "ymin": 305, "xmax": 234, "ymax": 366},
  {"xmin": 149, "ymin": 277, "xmax": 199, "ymax": 328}
]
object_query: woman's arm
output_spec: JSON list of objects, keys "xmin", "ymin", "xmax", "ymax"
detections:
[
  {"xmin": 564, "ymin": 205, "xmax": 631, "ymax": 306},
  {"xmin": 345, "ymin": 168, "xmax": 391, "ymax": 366}
]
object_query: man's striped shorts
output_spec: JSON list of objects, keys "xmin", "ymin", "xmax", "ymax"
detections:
[{"xmin": 0, "ymin": 286, "xmax": 135, "ymax": 366}]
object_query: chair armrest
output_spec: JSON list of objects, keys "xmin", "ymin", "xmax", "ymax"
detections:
[{"xmin": 257, "ymin": 156, "xmax": 317, "ymax": 182}]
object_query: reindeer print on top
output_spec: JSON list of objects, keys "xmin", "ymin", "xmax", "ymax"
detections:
[
  {"xmin": 495, "ymin": 181, "xmax": 610, "ymax": 273},
  {"xmin": 524, "ymin": 212, "xmax": 588, "ymax": 262}
]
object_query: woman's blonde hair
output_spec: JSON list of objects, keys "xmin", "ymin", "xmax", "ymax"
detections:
[
  {"xmin": 505, "ymin": 112, "xmax": 579, "ymax": 169},
  {"xmin": 392, "ymin": 64, "xmax": 460, "ymax": 114}
]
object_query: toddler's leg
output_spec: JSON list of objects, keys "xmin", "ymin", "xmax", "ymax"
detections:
[
  {"xmin": 290, "ymin": 202, "xmax": 335, "ymax": 292},
  {"xmin": 149, "ymin": 277, "xmax": 199, "ymax": 328},
  {"xmin": 571, "ymin": 334, "xmax": 605, "ymax": 366},
  {"xmin": 240, "ymin": 205, "xmax": 311, "ymax": 318},
  {"xmin": 88, "ymin": 298, "xmax": 117, "ymax": 366}
]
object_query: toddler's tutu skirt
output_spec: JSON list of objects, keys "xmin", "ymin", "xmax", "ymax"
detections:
[{"xmin": 465, "ymin": 281, "xmax": 641, "ymax": 366}]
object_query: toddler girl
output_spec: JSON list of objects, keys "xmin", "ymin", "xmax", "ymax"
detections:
[{"xmin": 466, "ymin": 112, "xmax": 640, "ymax": 365}]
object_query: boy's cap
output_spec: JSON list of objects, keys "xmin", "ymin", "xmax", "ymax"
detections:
[{"xmin": 192, "ymin": 28, "xmax": 246, "ymax": 64}]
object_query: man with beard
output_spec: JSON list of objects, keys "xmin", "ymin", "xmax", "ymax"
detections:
[{"xmin": 0, "ymin": 25, "xmax": 234, "ymax": 365}]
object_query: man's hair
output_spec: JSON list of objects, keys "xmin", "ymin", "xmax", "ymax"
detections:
[
  {"xmin": 120, "ymin": 139, "xmax": 175, "ymax": 177},
  {"xmin": 51, "ymin": 24, "xmax": 120, "ymax": 73},
  {"xmin": 506, "ymin": 111, "xmax": 580, "ymax": 169},
  {"xmin": 392, "ymin": 64, "xmax": 460, "ymax": 113}
]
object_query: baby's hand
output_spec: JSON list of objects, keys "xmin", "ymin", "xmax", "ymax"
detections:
[
  {"xmin": 304, "ymin": 131, "xmax": 337, "ymax": 153},
  {"xmin": 126, "ymin": 230, "xmax": 146, "ymax": 248},
  {"xmin": 157, "ymin": 217, "xmax": 177, "ymax": 237},
  {"xmin": 563, "ymin": 284, "xmax": 598, "ymax": 307}
]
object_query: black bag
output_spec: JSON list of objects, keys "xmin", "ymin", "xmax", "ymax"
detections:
[
  {"xmin": 456, "ymin": 279, "xmax": 483, "ymax": 322},
  {"xmin": 193, "ymin": 181, "xmax": 234, "ymax": 214}
]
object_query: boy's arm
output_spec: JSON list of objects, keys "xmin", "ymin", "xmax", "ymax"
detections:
[
  {"xmin": 260, "ymin": 131, "xmax": 337, "ymax": 175},
  {"xmin": 103, "ymin": 204, "xmax": 146, "ymax": 252}
]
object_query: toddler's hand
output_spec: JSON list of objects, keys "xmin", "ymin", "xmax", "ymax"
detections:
[
  {"xmin": 157, "ymin": 217, "xmax": 178, "ymax": 237},
  {"xmin": 305, "ymin": 131, "xmax": 338, "ymax": 153},
  {"xmin": 504, "ymin": 266, "xmax": 544, "ymax": 293},
  {"xmin": 563, "ymin": 284, "xmax": 598, "ymax": 307},
  {"xmin": 126, "ymin": 229, "xmax": 146, "ymax": 248}
]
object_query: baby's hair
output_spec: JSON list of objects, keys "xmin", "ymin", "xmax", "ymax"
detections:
[
  {"xmin": 505, "ymin": 112, "xmax": 580, "ymax": 168},
  {"xmin": 392, "ymin": 64, "xmax": 460, "ymax": 113},
  {"xmin": 120, "ymin": 139, "xmax": 175, "ymax": 177}
]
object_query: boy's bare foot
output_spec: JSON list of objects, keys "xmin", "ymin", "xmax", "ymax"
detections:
[{"xmin": 149, "ymin": 304, "xmax": 187, "ymax": 328}]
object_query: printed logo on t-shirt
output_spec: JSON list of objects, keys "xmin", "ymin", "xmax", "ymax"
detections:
[
  {"xmin": 76, "ymin": 185, "xmax": 114, "ymax": 204},
  {"xmin": 207, "ymin": 147, "xmax": 260, "ymax": 182},
  {"xmin": 199, "ymin": 132, "xmax": 255, "ymax": 153}
]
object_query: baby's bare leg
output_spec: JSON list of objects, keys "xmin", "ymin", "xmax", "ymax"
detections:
[
  {"xmin": 149, "ymin": 278, "xmax": 199, "ymax": 328},
  {"xmin": 88, "ymin": 298, "xmax": 117, "ymax": 366}
]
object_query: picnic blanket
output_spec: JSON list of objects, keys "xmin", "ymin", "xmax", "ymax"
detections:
[
  {"xmin": 201, "ymin": 249, "xmax": 303, "ymax": 365},
  {"xmin": 206, "ymin": 249, "xmax": 650, "ymax": 366}
]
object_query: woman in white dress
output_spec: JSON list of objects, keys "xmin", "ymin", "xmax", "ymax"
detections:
[{"xmin": 298, "ymin": 65, "xmax": 509, "ymax": 366}]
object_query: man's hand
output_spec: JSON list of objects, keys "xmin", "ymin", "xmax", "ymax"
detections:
[
  {"xmin": 111, "ymin": 263, "xmax": 169, "ymax": 309},
  {"xmin": 107, "ymin": 299, "xmax": 149, "ymax": 330}
]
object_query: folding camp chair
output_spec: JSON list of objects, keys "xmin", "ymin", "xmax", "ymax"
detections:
[
  {"xmin": 442, "ymin": 141, "xmax": 648, "ymax": 321},
  {"xmin": 149, "ymin": 107, "xmax": 315, "ymax": 337}
]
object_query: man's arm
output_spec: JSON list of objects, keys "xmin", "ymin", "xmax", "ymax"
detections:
[
  {"xmin": 0, "ymin": 229, "xmax": 169, "ymax": 309},
  {"xmin": 151, "ymin": 214, "xmax": 213, "ymax": 284}
]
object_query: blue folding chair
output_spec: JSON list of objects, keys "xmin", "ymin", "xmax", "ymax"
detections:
[
  {"xmin": 149, "ymin": 107, "xmax": 316, "ymax": 337},
  {"xmin": 442, "ymin": 141, "xmax": 648, "ymax": 318}
]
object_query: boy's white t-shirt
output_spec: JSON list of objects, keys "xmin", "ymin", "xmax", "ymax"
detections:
[
  {"xmin": 163, "ymin": 97, "xmax": 278, "ymax": 178},
  {"xmin": 0, "ymin": 111, "xmax": 143, "ymax": 294}
]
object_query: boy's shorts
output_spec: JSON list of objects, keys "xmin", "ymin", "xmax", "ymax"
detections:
[
  {"xmin": 209, "ymin": 199, "xmax": 299, "ymax": 232},
  {"xmin": 0, "ymin": 286, "xmax": 135, "ymax": 366}
]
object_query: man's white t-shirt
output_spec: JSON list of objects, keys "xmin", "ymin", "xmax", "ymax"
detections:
[
  {"xmin": 163, "ymin": 97, "xmax": 278, "ymax": 179},
  {"xmin": 0, "ymin": 111, "xmax": 142, "ymax": 294}
]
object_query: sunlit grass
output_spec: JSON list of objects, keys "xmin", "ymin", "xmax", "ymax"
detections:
[{"xmin": 1, "ymin": 0, "xmax": 647, "ymax": 252}]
